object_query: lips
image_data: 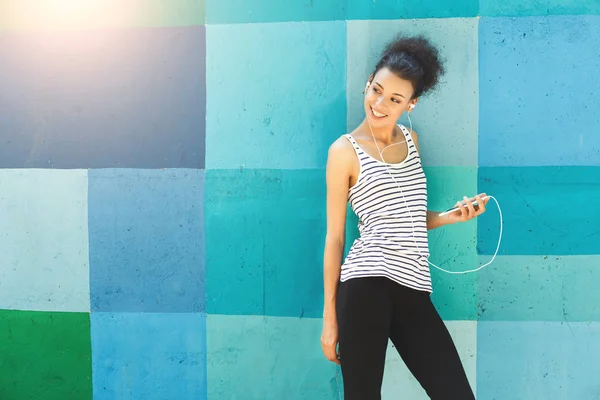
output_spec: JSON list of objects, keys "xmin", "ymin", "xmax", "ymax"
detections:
[{"xmin": 370, "ymin": 106, "xmax": 387, "ymax": 118}]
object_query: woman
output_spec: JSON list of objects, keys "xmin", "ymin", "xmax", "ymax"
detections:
[{"xmin": 320, "ymin": 34, "xmax": 487, "ymax": 399}]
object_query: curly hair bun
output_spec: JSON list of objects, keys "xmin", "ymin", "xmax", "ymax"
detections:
[{"xmin": 373, "ymin": 34, "xmax": 445, "ymax": 99}]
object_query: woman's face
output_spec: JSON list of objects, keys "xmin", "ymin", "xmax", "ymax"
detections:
[{"xmin": 363, "ymin": 67, "xmax": 416, "ymax": 129}]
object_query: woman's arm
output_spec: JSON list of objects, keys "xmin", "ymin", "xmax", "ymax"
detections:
[
  {"xmin": 409, "ymin": 128, "xmax": 488, "ymax": 229},
  {"xmin": 427, "ymin": 210, "xmax": 452, "ymax": 230},
  {"xmin": 321, "ymin": 138, "xmax": 352, "ymax": 365}
]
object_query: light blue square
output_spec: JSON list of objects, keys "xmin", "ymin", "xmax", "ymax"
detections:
[
  {"xmin": 91, "ymin": 312, "xmax": 207, "ymax": 400},
  {"xmin": 0, "ymin": 169, "xmax": 89, "ymax": 312},
  {"xmin": 479, "ymin": 16, "xmax": 600, "ymax": 166}
]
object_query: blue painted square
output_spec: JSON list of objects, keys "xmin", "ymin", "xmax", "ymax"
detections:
[
  {"xmin": 479, "ymin": 16, "xmax": 600, "ymax": 166},
  {"xmin": 89, "ymin": 169, "xmax": 205, "ymax": 312},
  {"xmin": 480, "ymin": 0, "xmax": 600, "ymax": 17},
  {"xmin": 478, "ymin": 166, "xmax": 600, "ymax": 255},
  {"xmin": 477, "ymin": 321, "xmax": 600, "ymax": 400},
  {"xmin": 0, "ymin": 26, "xmax": 205, "ymax": 168},
  {"xmin": 205, "ymin": 169, "xmax": 325, "ymax": 317},
  {"xmin": 205, "ymin": 21, "xmax": 346, "ymax": 169},
  {"xmin": 91, "ymin": 312, "xmax": 207, "ymax": 400}
]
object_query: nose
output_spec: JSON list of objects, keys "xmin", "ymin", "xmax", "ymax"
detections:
[{"xmin": 375, "ymin": 96, "xmax": 384, "ymax": 105}]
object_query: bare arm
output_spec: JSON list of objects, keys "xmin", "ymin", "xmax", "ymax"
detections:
[
  {"xmin": 323, "ymin": 140, "xmax": 350, "ymax": 319},
  {"xmin": 427, "ymin": 210, "xmax": 452, "ymax": 230},
  {"xmin": 321, "ymin": 138, "xmax": 352, "ymax": 365},
  {"xmin": 409, "ymin": 128, "xmax": 488, "ymax": 230}
]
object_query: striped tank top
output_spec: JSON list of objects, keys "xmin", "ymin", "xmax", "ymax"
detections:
[{"xmin": 340, "ymin": 124, "xmax": 432, "ymax": 292}]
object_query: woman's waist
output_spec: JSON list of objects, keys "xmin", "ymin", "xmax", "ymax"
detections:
[{"xmin": 350, "ymin": 233, "xmax": 430, "ymax": 256}]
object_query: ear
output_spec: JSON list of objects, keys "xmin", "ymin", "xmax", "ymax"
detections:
[
  {"xmin": 365, "ymin": 75, "xmax": 374, "ymax": 91},
  {"xmin": 408, "ymin": 98, "xmax": 419, "ymax": 111}
]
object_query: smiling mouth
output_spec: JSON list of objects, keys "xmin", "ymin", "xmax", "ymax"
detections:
[{"xmin": 370, "ymin": 107, "xmax": 387, "ymax": 118}]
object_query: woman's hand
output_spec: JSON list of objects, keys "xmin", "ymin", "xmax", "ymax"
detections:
[
  {"xmin": 321, "ymin": 318, "xmax": 340, "ymax": 365},
  {"xmin": 445, "ymin": 193, "xmax": 489, "ymax": 224}
]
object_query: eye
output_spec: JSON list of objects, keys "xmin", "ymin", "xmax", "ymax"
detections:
[
  {"xmin": 373, "ymin": 88, "xmax": 381, "ymax": 94},
  {"xmin": 391, "ymin": 98, "xmax": 401, "ymax": 104}
]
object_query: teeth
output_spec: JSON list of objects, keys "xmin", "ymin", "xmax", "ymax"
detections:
[{"xmin": 371, "ymin": 107, "xmax": 386, "ymax": 118}]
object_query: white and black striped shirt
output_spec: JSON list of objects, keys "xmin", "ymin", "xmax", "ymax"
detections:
[{"xmin": 341, "ymin": 124, "xmax": 432, "ymax": 292}]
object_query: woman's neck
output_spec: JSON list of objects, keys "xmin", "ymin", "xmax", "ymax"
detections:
[{"xmin": 360, "ymin": 120, "xmax": 400, "ymax": 145}]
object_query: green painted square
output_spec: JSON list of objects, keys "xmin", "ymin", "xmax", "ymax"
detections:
[
  {"xmin": 0, "ymin": 310, "xmax": 92, "ymax": 400},
  {"xmin": 424, "ymin": 167, "xmax": 479, "ymax": 320}
]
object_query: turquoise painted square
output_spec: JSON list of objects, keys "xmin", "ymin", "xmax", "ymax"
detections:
[
  {"xmin": 477, "ymin": 321, "xmax": 600, "ymax": 399},
  {"xmin": 347, "ymin": 0, "xmax": 478, "ymax": 20},
  {"xmin": 479, "ymin": 16, "xmax": 600, "ymax": 166},
  {"xmin": 347, "ymin": 19, "xmax": 479, "ymax": 167},
  {"xmin": 478, "ymin": 166, "xmax": 600, "ymax": 255},
  {"xmin": 206, "ymin": 0, "xmax": 345, "ymax": 24},
  {"xmin": 477, "ymin": 255, "xmax": 600, "ymax": 322},
  {"xmin": 480, "ymin": 0, "xmax": 600, "ymax": 17},
  {"xmin": 205, "ymin": 169, "xmax": 326, "ymax": 317},
  {"xmin": 205, "ymin": 21, "xmax": 346, "ymax": 169},
  {"xmin": 425, "ymin": 167, "xmax": 479, "ymax": 320},
  {"xmin": 207, "ymin": 315, "xmax": 341, "ymax": 399}
]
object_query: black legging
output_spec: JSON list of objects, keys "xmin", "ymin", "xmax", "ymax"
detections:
[{"xmin": 336, "ymin": 277, "xmax": 476, "ymax": 400}]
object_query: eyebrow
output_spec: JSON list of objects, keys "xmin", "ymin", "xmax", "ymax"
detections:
[{"xmin": 374, "ymin": 82, "xmax": 406, "ymax": 98}]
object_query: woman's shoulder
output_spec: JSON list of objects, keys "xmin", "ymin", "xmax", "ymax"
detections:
[
  {"xmin": 328, "ymin": 133, "xmax": 355, "ymax": 155},
  {"xmin": 398, "ymin": 124, "xmax": 421, "ymax": 155},
  {"xmin": 327, "ymin": 133, "xmax": 357, "ymax": 167}
]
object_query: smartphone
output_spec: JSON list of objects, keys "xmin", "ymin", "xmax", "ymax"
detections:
[{"xmin": 438, "ymin": 196, "xmax": 490, "ymax": 217}]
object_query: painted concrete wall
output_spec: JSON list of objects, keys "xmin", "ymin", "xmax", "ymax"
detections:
[{"xmin": 0, "ymin": 1, "xmax": 599, "ymax": 399}]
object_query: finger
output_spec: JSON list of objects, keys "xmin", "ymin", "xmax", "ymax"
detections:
[
  {"xmin": 464, "ymin": 196, "xmax": 476, "ymax": 218},
  {"xmin": 476, "ymin": 193, "xmax": 490, "ymax": 207},
  {"xmin": 457, "ymin": 200, "xmax": 467, "ymax": 219},
  {"xmin": 327, "ymin": 347, "xmax": 340, "ymax": 365},
  {"xmin": 322, "ymin": 342, "xmax": 339, "ymax": 365},
  {"xmin": 475, "ymin": 195, "xmax": 485, "ymax": 215}
]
